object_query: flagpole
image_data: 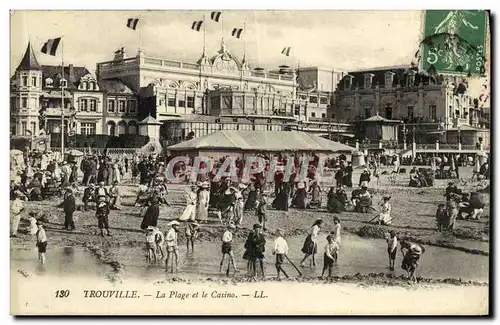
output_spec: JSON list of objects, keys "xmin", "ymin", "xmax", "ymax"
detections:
[
  {"xmin": 203, "ymin": 13, "xmax": 206, "ymax": 54},
  {"xmin": 243, "ymin": 19, "xmax": 247, "ymax": 57},
  {"xmin": 221, "ymin": 12, "xmax": 224, "ymax": 41},
  {"xmin": 139, "ymin": 13, "xmax": 143, "ymax": 53},
  {"xmin": 61, "ymin": 33, "xmax": 65, "ymax": 158},
  {"xmin": 292, "ymin": 50, "xmax": 296, "ymax": 100},
  {"xmin": 254, "ymin": 11, "xmax": 261, "ymax": 67}
]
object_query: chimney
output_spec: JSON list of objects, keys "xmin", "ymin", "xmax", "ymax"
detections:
[{"xmin": 69, "ymin": 64, "xmax": 75, "ymax": 83}]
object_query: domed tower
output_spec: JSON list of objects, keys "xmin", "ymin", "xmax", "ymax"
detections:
[{"xmin": 12, "ymin": 42, "xmax": 43, "ymax": 136}]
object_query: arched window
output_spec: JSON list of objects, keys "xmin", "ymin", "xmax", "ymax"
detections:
[
  {"xmin": 107, "ymin": 121, "xmax": 116, "ymax": 136},
  {"xmin": 45, "ymin": 78, "xmax": 53, "ymax": 87},
  {"xmin": 117, "ymin": 121, "xmax": 128, "ymax": 135},
  {"xmin": 81, "ymin": 81, "xmax": 88, "ymax": 90},
  {"xmin": 128, "ymin": 121, "xmax": 137, "ymax": 135}
]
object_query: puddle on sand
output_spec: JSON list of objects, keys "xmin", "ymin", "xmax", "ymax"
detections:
[
  {"xmin": 114, "ymin": 233, "xmax": 489, "ymax": 282},
  {"xmin": 10, "ymin": 234, "xmax": 489, "ymax": 283},
  {"xmin": 11, "ymin": 246, "xmax": 109, "ymax": 278}
]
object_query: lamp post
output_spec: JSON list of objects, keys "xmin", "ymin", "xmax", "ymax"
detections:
[
  {"xmin": 402, "ymin": 123, "xmax": 408, "ymax": 150},
  {"xmin": 457, "ymin": 125, "xmax": 461, "ymax": 151}
]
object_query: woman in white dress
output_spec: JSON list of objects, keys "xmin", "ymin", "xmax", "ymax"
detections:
[
  {"xmin": 196, "ymin": 183, "xmax": 210, "ymax": 223},
  {"xmin": 300, "ymin": 218, "xmax": 323, "ymax": 267},
  {"xmin": 331, "ymin": 216, "xmax": 341, "ymax": 245},
  {"xmin": 113, "ymin": 162, "xmax": 121, "ymax": 184},
  {"xmin": 179, "ymin": 185, "xmax": 198, "ymax": 221},
  {"xmin": 377, "ymin": 195, "xmax": 392, "ymax": 225}
]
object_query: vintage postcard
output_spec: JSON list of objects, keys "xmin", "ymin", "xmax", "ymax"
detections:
[{"xmin": 9, "ymin": 9, "xmax": 490, "ymax": 316}]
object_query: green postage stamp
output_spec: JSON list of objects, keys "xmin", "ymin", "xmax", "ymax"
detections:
[{"xmin": 421, "ymin": 10, "xmax": 488, "ymax": 76}]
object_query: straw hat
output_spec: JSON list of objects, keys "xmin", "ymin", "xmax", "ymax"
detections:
[
  {"xmin": 410, "ymin": 244, "xmax": 422, "ymax": 254},
  {"xmin": 168, "ymin": 220, "xmax": 180, "ymax": 227},
  {"xmin": 147, "ymin": 226, "xmax": 156, "ymax": 231},
  {"xmin": 253, "ymin": 223, "xmax": 262, "ymax": 229}
]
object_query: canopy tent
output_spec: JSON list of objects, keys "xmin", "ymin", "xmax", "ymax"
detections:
[{"xmin": 167, "ymin": 130, "xmax": 355, "ymax": 154}]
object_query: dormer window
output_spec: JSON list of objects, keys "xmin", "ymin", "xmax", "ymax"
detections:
[
  {"xmin": 60, "ymin": 78, "xmax": 67, "ymax": 88},
  {"xmin": 80, "ymin": 81, "xmax": 88, "ymax": 90},
  {"xmin": 407, "ymin": 70, "xmax": 416, "ymax": 87},
  {"xmin": 89, "ymin": 82, "xmax": 95, "ymax": 90},
  {"xmin": 384, "ymin": 72, "xmax": 395, "ymax": 88},
  {"xmin": 344, "ymin": 75, "xmax": 354, "ymax": 90},
  {"xmin": 364, "ymin": 73, "xmax": 374, "ymax": 89},
  {"xmin": 45, "ymin": 78, "xmax": 53, "ymax": 88}
]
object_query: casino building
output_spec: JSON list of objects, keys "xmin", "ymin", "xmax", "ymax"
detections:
[{"xmin": 96, "ymin": 38, "xmax": 351, "ymax": 146}]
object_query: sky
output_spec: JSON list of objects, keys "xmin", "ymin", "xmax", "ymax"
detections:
[{"xmin": 10, "ymin": 10, "xmax": 425, "ymax": 75}]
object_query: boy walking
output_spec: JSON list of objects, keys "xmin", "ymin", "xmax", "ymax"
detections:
[
  {"xmin": 146, "ymin": 226, "xmax": 158, "ymax": 261},
  {"xmin": 165, "ymin": 221, "xmax": 180, "ymax": 273},
  {"xmin": 36, "ymin": 222, "xmax": 47, "ymax": 264},
  {"xmin": 321, "ymin": 235, "xmax": 339, "ymax": 279},
  {"xmin": 185, "ymin": 220, "xmax": 199, "ymax": 252},
  {"xmin": 96, "ymin": 200, "xmax": 111, "ymax": 237},
  {"xmin": 256, "ymin": 193, "xmax": 268, "ymax": 231},
  {"xmin": 386, "ymin": 230, "xmax": 398, "ymax": 270},
  {"xmin": 219, "ymin": 223, "xmax": 238, "ymax": 274},
  {"xmin": 272, "ymin": 228, "xmax": 289, "ymax": 280}
]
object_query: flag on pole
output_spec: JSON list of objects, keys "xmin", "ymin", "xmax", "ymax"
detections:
[
  {"xmin": 191, "ymin": 21, "xmax": 203, "ymax": 32},
  {"xmin": 210, "ymin": 11, "xmax": 222, "ymax": 22},
  {"xmin": 231, "ymin": 28, "xmax": 243, "ymax": 39},
  {"xmin": 281, "ymin": 47, "xmax": 292, "ymax": 57},
  {"xmin": 41, "ymin": 37, "xmax": 61, "ymax": 56},
  {"xmin": 126, "ymin": 18, "xmax": 140, "ymax": 30}
]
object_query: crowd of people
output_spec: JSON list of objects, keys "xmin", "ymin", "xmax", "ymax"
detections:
[{"xmin": 10, "ymin": 145, "xmax": 488, "ymax": 283}]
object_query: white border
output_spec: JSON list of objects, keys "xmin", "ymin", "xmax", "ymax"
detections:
[{"xmin": 2, "ymin": 0, "xmax": 498, "ymax": 323}]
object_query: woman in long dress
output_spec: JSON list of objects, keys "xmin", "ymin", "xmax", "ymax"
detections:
[
  {"xmin": 300, "ymin": 218, "xmax": 323, "ymax": 267},
  {"xmin": 309, "ymin": 181, "xmax": 322, "ymax": 203},
  {"xmin": 272, "ymin": 182, "xmax": 290, "ymax": 211},
  {"xmin": 244, "ymin": 183, "xmax": 258, "ymax": 211},
  {"xmin": 292, "ymin": 180, "xmax": 308, "ymax": 209},
  {"xmin": 179, "ymin": 185, "xmax": 198, "ymax": 221},
  {"xmin": 140, "ymin": 197, "xmax": 160, "ymax": 230},
  {"xmin": 196, "ymin": 183, "xmax": 210, "ymax": 223}
]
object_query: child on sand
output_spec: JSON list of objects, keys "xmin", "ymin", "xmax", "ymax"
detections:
[
  {"xmin": 256, "ymin": 193, "xmax": 268, "ymax": 231},
  {"xmin": 435, "ymin": 204, "xmax": 447, "ymax": 232},
  {"xmin": 321, "ymin": 235, "xmax": 339, "ymax": 278},
  {"xmin": 36, "ymin": 222, "xmax": 47, "ymax": 264},
  {"xmin": 272, "ymin": 228, "xmax": 290, "ymax": 280},
  {"xmin": 185, "ymin": 221, "xmax": 199, "ymax": 252},
  {"xmin": 219, "ymin": 223, "xmax": 238, "ymax": 274},
  {"xmin": 146, "ymin": 226, "xmax": 158, "ymax": 261},
  {"xmin": 386, "ymin": 230, "xmax": 398, "ymax": 270}
]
